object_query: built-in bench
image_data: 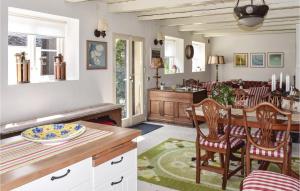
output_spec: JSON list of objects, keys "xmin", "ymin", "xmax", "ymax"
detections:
[{"xmin": 0, "ymin": 103, "xmax": 122, "ymax": 139}]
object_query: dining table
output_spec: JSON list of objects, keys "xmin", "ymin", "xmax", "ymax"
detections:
[{"xmin": 185, "ymin": 106, "xmax": 300, "ymax": 178}]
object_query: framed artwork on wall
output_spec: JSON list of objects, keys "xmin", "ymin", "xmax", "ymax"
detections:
[
  {"xmin": 234, "ymin": 53, "xmax": 248, "ymax": 67},
  {"xmin": 250, "ymin": 53, "xmax": 265, "ymax": 68},
  {"xmin": 267, "ymin": 52, "xmax": 284, "ymax": 68},
  {"xmin": 86, "ymin": 40, "xmax": 107, "ymax": 70}
]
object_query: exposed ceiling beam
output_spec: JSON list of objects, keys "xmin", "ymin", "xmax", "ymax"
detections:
[
  {"xmin": 137, "ymin": 1, "xmax": 299, "ymax": 20},
  {"xmin": 179, "ymin": 18, "xmax": 300, "ymax": 31},
  {"xmin": 159, "ymin": 8, "xmax": 300, "ymax": 26},
  {"xmin": 107, "ymin": 0, "xmax": 225, "ymax": 13},
  {"xmin": 192, "ymin": 25, "xmax": 296, "ymax": 34},
  {"xmin": 199, "ymin": 29, "xmax": 296, "ymax": 37}
]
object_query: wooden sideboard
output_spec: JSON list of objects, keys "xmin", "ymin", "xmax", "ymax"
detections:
[{"xmin": 147, "ymin": 88, "xmax": 207, "ymax": 125}]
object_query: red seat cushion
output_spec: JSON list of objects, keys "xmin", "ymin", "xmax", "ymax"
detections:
[
  {"xmin": 253, "ymin": 130, "xmax": 291, "ymax": 142},
  {"xmin": 224, "ymin": 125, "xmax": 246, "ymax": 137},
  {"xmin": 200, "ymin": 135, "xmax": 244, "ymax": 149},
  {"xmin": 242, "ymin": 170, "xmax": 300, "ymax": 191}
]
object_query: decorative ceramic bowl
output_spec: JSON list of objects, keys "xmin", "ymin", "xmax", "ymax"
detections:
[{"xmin": 21, "ymin": 123, "xmax": 86, "ymax": 144}]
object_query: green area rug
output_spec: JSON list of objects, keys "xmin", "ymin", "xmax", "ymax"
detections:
[{"xmin": 138, "ymin": 138, "xmax": 300, "ymax": 191}]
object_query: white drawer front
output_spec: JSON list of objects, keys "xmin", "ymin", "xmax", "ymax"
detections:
[
  {"xmin": 13, "ymin": 158, "xmax": 92, "ymax": 191},
  {"xmin": 93, "ymin": 149, "xmax": 137, "ymax": 188},
  {"xmin": 94, "ymin": 170, "xmax": 137, "ymax": 191}
]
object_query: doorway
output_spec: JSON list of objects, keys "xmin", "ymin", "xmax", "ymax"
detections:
[{"xmin": 113, "ymin": 34, "xmax": 145, "ymax": 127}]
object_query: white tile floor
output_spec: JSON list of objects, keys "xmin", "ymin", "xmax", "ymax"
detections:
[{"xmin": 136, "ymin": 122, "xmax": 300, "ymax": 191}]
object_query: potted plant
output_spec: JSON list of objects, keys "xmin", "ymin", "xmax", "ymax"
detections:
[{"xmin": 211, "ymin": 83, "xmax": 235, "ymax": 106}]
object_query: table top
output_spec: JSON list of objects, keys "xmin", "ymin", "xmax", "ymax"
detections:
[
  {"xmin": 0, "ymin": 121, "xmax": 140, "ymax": 191},
  {"xmin": 186, "ymin": 107, "xmax": 300, "ymax": 131}
]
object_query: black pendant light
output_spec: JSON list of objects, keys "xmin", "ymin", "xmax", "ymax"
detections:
[{"xmin": 234, "ymin": 0, "xmax": 269, "ymax": 27}]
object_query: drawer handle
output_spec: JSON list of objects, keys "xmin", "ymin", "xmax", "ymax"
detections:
[
  {"xmin": 111, "ymin": 156, "xmax": 123, "ymax": 165},
  {"xmin": 111, "ymin": 176, "xmax": 124, "ymax": 186},
  {"xmin": 51, "ymin": 169, "xmax": 71, "ymax": 181}
]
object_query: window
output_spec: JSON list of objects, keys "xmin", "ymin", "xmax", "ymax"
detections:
[
  {"xmin": 8, "ymin": 7, "xmax": 79, "ymax": 85},
  {"xmin": 192, "ymin": 41, "xmax": 206, "ymax": 72},
  {"xmin": 164, "ymin": 36, "xmax": 184, "ymax": 74}
]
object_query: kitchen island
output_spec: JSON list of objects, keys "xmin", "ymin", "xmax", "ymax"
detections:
[
  {"xmin": 0, "ymin": 121, "xmax": 140, "ymax": 191},
  {"xmin": 147, "ymin": 88, "xmax": 207, "ymax": 125}
]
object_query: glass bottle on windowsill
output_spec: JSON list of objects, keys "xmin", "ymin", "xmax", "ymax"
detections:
[{"xmin": 16, "ymin": 52, "xmax": 30, "ymax": 83}]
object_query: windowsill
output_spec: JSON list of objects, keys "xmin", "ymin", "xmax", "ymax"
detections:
[
  {"xmin": 192, "ymin": 71, "xmax": 206, "ymax": 73},
  {"xmin": 8, "ymin": 79, "xmax": 78, "ymax": 86}
]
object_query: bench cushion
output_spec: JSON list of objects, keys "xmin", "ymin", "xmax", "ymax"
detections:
[{"xmin": 1, "ymin": 103, "xmax": 121, "ymax": 135}]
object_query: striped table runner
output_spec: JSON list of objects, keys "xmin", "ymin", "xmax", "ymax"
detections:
[{"xmin": 0, "ymin": 128, "xmax": 113, "ymax": 174}]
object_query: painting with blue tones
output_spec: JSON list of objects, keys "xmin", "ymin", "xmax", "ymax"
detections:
[
  {"xmin": 86, "ymin": 40, "xmax": 107, "ymax": 69},
  {"xmin": 250, "ymin": 53, "xmax": 265, "ymax": 68}
]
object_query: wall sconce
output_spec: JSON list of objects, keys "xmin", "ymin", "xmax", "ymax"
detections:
[
  {"xmin": 154, "ymin": 32, "xmax": 164, "ymax": 45},
  {"xmin": 94, "ymin": 18, "xmax": 108, "ymax": 38}
]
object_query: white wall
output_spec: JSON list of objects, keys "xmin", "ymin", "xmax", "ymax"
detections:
[
  {"xmin": 0, "ymin": 0, "xmax": 159, "ymax": 123},
  {"xmin": 296, "ymin": 24, "xmax": 300, "ymax": 89},
  {"xmin": 210, "ymin": 33, "xmax": 296, "ymax": 83},
  {"xmin": 147, "ymin": 26, "xmax": 211, "ymax": 87}
]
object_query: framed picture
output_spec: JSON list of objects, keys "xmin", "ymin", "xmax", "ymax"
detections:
[
  {"xmin": 250, "ymin": 53, "xmax": 265, "ymax": 68},
  {"xmin": 86, "ymin": 40, "xmax": 107, "ymax": 70},
  {"xmin": 267, "ymin": 52, "xmax": 284, "ymax": 68},
  {"xmin": 234, "ymin": 53, "xmax": 248, "ymax": 67}
]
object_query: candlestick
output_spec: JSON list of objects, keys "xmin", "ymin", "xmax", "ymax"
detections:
[
  {"xmin": 279, "ymin": 72, "xmax": 282, "ymax": 89},
  {"xmin": 286, "ymin": 75, "xmax": 290, "ymax": 92}
]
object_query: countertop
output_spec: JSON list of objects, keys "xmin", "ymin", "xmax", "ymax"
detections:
[
  {"xmin": 149, "ymin": 87, "xmax": 206, "ymax": 93},
  {"xmin": 0, "ymin": 121, "xmax": 140, "ymax": 191}
]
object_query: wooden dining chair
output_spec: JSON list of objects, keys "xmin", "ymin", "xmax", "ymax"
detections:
[
  {"xmin": 234, "ymin": 89, "xmax": 249, "ymax": 109},
  {"xmin": 243, "ymin": 102, "xmax": 292, "ymax": 176},
  {"xmin": 192, "ymin": 98, "xmax": 245, "ymax": 190},
  {"xmin": 266, "ymin": 90, "xmax": 283, "ymax": 108}
]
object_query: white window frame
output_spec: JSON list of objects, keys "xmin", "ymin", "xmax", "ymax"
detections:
[
  {"xmin": 164, "ymin": 36, "xmax": 184, "ymax": 74},
  {"xmin": 192, "ymin": 41, "xmax": 206, "ymax": 72},
  {"xmin": 7, "ymin": 7, "xmax": 79, "ymax": 85}
]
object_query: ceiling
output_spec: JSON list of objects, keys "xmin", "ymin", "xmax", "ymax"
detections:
[{"xmin": 67, "ymin": 0, "xmax": 300, "ymax": 37}]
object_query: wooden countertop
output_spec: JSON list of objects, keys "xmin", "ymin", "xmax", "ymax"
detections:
[
  {"xmin": 149, "ymin": 88, "xmax": 206, "ymax": 93},
  {"xmin": 0, "ymin": 121, "xmax": 140, "ymax": 191}
]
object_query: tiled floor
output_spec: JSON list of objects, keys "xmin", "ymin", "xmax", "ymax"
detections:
[{"xmin": 136, "ymin": 122, "xmax": 300, "ymax": 191}]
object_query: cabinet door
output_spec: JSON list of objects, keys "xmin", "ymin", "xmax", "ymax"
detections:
[
  {"xmin": 163, "ymin": 101, "xmax": 174, "ymax": 118},
  {"xmin": 178, "ymin": 103, "xmax": 190, "ymax": 118},
  {"xmin": 13, "ymin": 158, "xmax": 92, "ymax": 191}
]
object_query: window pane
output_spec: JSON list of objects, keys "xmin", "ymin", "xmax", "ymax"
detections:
[
  {"xmin": 192, "ymin": 41, "xmax": 205, "ymax": 72},
  {"xmin": 40, "ymin": 51, "xmax": 56, "ymax": 75},
  {"xmin": 8, "ymin": 33, "xmax": 27, "ymax": 46},
  {"xmin": 36, "ymin": 36, "xmax": 57, "ymax": 50},
  {"xmin": 115, "ymin": 39, "xmax": 128, "ymax": 118}
]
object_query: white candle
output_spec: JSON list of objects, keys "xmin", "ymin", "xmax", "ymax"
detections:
[
  {"xmin": 280, "ymin": 72, "xmax": 283, "ymax": 89},
  {"xmin": 286, "ymin": 75, "xmax": 290, "ymax": 92},
  {"xmin": 271, "ymin": 75, "xmax": 274, "ymax": 91}
]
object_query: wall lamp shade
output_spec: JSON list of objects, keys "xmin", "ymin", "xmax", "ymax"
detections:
[
  {"xmin": 154, "ymin": 32, "xmax": 164, "ymax": 45},
  {"xmin": 234, "ymin": 0, "xmax": 269, "ymax": 27},
  {"xmin": 94, "ymin": 18, "xmax": 108, "ymax": 38}
]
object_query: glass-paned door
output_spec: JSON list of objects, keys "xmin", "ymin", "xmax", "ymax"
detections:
[{"xmin": 114, "ymin": 34, "xmax": 145, "ymax": 127}]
